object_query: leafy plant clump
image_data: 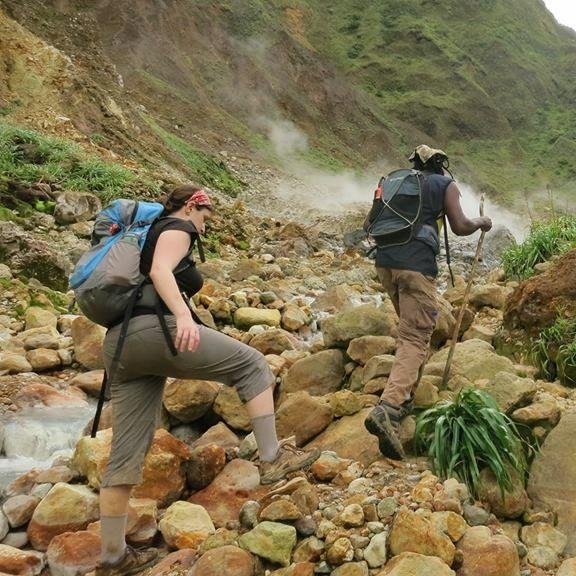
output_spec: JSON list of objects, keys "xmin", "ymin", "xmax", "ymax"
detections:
[
  {"xmin": 532, "ymin": 316, "xmax": 576, "ymax": 386},
  {"xmin": 414, "ymin": 388, "xmax": 529, "ymax": 498},
  {"xmin": 502, "ymin": 215, "xmax": 576, "ymax": 280},
  {"xmin": 0, "ymin": 122, "xmax": 160, "ymax": 203}
]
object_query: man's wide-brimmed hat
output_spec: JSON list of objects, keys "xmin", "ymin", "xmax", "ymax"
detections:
[{"xmin": 409, "ymin": 144, "xmax": 448, "ymax": 164}]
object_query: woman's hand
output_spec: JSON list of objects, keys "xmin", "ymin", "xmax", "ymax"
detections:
[{"xmin": 175, "ymin": 313, "xmax": 200, "ymax": 352}]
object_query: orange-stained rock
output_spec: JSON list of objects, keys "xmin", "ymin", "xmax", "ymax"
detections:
[
  {"xmin": 27, "ymin": 483, "xmax": 99, "ymax": 551},
  {"xmin": 73, "ymin": 429, "xmax": 190, "ymax": 508},
  {"xmin": 188, "ymin": 459, "xmax": 268, "ymax": 528},
  {"xmin": 189, "ymin": 545, "xmax": 254, "ymax": 576},
  {"xmin": 0, "ymin": 544, "xmax": 45, "ymax": 576},
  {"xmin": 46, "ymin": 531, "xmax": 100, "ymax": 576}
]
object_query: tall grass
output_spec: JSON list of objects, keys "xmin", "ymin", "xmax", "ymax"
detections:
[
  {"xmin": 532, "ymin": 316, "xmax": 576, "ymax": 385},
  {"xmin": 0, "ymin": 122, "xmax": 160, "ymax": 203},
  {"xmin": 502, "ymin": 215, "xmax": 576, "ymax": 280},
  {"xmin": 415, "ymin": 388, "xmax": 529, "ymax": 498}
]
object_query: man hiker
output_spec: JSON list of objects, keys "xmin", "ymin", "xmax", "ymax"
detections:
[{"xmin": 363, "ymin": 145, "xmax": 492, "ymax": 459}]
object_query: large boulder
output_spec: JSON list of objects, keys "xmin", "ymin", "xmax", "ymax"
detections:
[
  {"xmin": 456, "ymin": 526, "xmax": 520, "ymax": 576},
  {"xmin": 27, "ymin": 483, "xmax": 99, "ymax": 551},
  {"xmin": 306, "ymin": 409, "xmax": 381, "ymax": 467},
  {"xmin": 504, "ymin": 249, "xmax": 576, "ymax": 334},
  {"xmin": 0, "ymin": 544, "xmax": 45, "ymax": 576},
  {"xmin": 46, "ymin": 530, "xmax": 100, "ymax": 576},
  {"xmin": 71, "ymin": 316, "xmax": 106, "ymax": 370},
  {"xmin": 72, "ymin": 429, "xmax": 190, "ymax": 507},
  {"xmin": 239, "ymin": 521, "xmax": 297, "ymax": 567},
  {"xmin": 249, "ymin": 328, "xmax": 298, "ymax": 355},
  {"xmin": 347, "ymin": 335, "xmax": 396, "ymax": 365},
  {"xmin": 321, "ymin": 304, "xmax": 397, "ymax": 348},
  {"xmin": 234, "ymin": 308, "xmax": 281, "ymax": 330},
  {"xmin": 283, "ymin": 350, "xmax": 345, "ymax": 396},
  {"xmin": 429, "ymin": 339, "xmax": 515, "ymax": 382},
  {"xmin": 528, "ymin": 411, "xmax": 576, "ymax": 554},
  {"xmin": 380, "ymin": 552, "xmax": 455, "ymax": 575},
  {"xmin": 276, "ymin": 391, "xmax": 334, "ymax": 445},
  {"xmin": 189, "ymin": 545, "xmax": 254, "ymax": 576},
  {"xmin": 158, "ymin": 501, "xmax": 215, "ymax": 550}
]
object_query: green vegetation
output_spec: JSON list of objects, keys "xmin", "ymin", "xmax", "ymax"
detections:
[
  {"xmin": 415, "ymin": 388, "xmax": 529, "ymax": 497},
  {"xmin": 144, "ymin": 117, "xmax": 246, "ymax": 197},
  {"xmin": 532, "ymin": 316, "xmax": 576, "ymax": 386},
  {"xmin": 0, "ymin": 122, "xmax": 160, "ymax": 203},
  {"xmin": 502, "ymin": 215, "xmax": 576, "ymax": 279}
]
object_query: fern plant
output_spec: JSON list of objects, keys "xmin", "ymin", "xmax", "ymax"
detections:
[{"xmin": 414, "ymin": 388, "xmax": 529, "ymax": 498}]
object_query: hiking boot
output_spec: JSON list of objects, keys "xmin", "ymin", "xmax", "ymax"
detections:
[
  {"xmin": 95, "ymin": 546, "xmax": 158, "ymax": 576},
  {"xmin": 259, "ymin": 436, "xmax": 321, "ymax": 485},
  {"xmin": 364, "ymin": 399, "xmax": 412, "ymax": 460}
]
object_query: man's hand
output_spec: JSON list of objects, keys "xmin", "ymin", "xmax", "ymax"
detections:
[
  {"xmin": 476, "ymin": 217, "xmax": 493, "ymax": 232},
  {"xmin": 175, "ymin": 314, "xmax": 200, "ymax": 352}
]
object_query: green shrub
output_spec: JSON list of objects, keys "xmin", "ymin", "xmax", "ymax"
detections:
[
  {"xmin": 532, "ymin": 316, "xmax": 576, "ymax": 385},
  {"xmin": 502, "ymin": 215, "xmax": 576, "ymax": 280},
  {"xmin": 414, "ymin": 388, "xmax": 529, "ymax": 498}
]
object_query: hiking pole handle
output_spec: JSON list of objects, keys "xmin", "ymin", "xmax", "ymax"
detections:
[{"xmin": 441, "ymin": 193, "xmax": 487, "ymax": 387}]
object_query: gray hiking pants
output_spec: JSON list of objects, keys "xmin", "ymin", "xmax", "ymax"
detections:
[{"xmin": 100, "ymin": 314, "xmax": 274, "ymax": 487}]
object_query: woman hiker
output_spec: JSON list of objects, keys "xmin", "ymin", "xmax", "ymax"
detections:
[{"xmin": 96, "ymin": 185, "xmax": 320, "ymax": 576}]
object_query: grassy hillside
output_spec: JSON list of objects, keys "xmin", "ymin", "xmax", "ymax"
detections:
[{"xmin": 0, "ymin": 0, "xmax": 574, "ymax": 205}]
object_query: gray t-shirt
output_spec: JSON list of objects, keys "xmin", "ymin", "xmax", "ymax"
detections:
[{"xmin": 375, "ymin": 172, "xmax": 452, "ymax": 277}]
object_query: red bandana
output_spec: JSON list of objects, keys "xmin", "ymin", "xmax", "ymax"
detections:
[{"xmin": 189, "ymin": 190, "xmax": 213, "ymax": 208}]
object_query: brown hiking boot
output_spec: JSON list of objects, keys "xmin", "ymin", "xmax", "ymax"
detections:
[
  {"xmin": 95, "ymin": 546, "xmax": 158, "ymax": 576},
  {"xmin": 259, "ymin": 436, "xmax": 320, "ymax": 485},
  {"xmin": 364, "ymin": 400, "xmax": 411, "ymax": 460}
]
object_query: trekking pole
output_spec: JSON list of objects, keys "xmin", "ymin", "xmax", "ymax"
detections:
[{"xmin": 441, "ymin": 194, "xmax": 486, "ymax": 387}]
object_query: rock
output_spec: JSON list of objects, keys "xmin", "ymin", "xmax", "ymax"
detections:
[
  {"xmin": 470, "ymin": 284, "xmax": 513, "ymax": 310},
  {"xmin": 260, "ymin": 500, "xmax": 302, "ymax": 522},
  {"xmin": 293, "ymin": 536, "xmax": 325, "ymax": 563},
  {"xmin": 414, "ymin": 375, "xmax": 440, "ymax": 408},
  {"xmin": 364, "ymin": 531, "xmax": 388, "ymax": 568},
  {"xmin": 13, "ymin": 383, "xmax": 88, "ymax": 409},
  {"xmin": 528, "ymin": 412, "xmax": 576, "ymax": 554},
  {"xmin": 71, "ymin": 317, "xmax": 106, "ymax": 370},
  {"xmin": 329, "ymin": 389, "xmax": 363, "ymax": 417},
  {"xmin": 456, "ymin": 526, "xmax": 519, "ymax": 576},
  {"xmin": 310, "ymin": 453, "xmax": 352, "ymax": 482},
  {"xmin": 429, "ymin": 339, "xmax": 515, "ymax": 382},
  {"xmin": 185, "ymin": 443, "xmax": 227, "ymax": 491},
  {"xmin": 430, "ymin": 511, "xmax": 468, "ymax": 543},
  {"xmin": 379, "ymin": 552, "xmax": 455, "ymax": 575},
  {"xmin": 276, "ymin": 392, "xmax": 333, "ymax": 445},
  {"xmin": 148, "ymin": 549, "xmax": 197, "ymax": 576},
  {"xmin": 0, "ymin": 510, "xmax": 8, "ymax": 540},
  {"xmin": 53, "ymin": 191, "xmax": 101, "ymax": 225},
  {"xmin": 2, "ymin": 495, "xmax": 39, "ymax": 528},
  {"xmin": 326, "ymin": 537, "xmax": 354, "ymax": 566},
  {"xmin": 158, "ymin": 501, "xmax": 215, "ymax": 550},
  {"xmin": 69, "ymin": 371, "xmax": 104, "ymax": 397},
  {"xmin": 27, "ymin": 483, "xmax": 99, "ymax": 551},
  {"xmin": 0, "ymin": 351, "xmax": 32, "ymax": 373},
  {"xmin": 346, "ymin": 335, "xmax": 396, "ymax": 365},
  {"xmin": 363, "ymin": 355, "xmax": 395, "ymax": 382},
  {"xmin": 249, "ymin": 328, "xmax": 298, "ymax": 355},
  {"xmin": 163, "ymin": 379, "xmax": 220, "ymax": 422},
  {"xmin": 188, "ymin": 459, "xmax": 267, "ymax": 528},
  {"xmin": 72, "ymin": 429, "xmax": 190, "ymax": 507},
  {"xmin": 46, "ymin": 530, "xmax": 100, "ymax": 576},
  {"xmin": 234, "ymin": 308, "xmax": 281, "ymax": 330},
  {"xmin": 504, "ymin": 250, "xmax": 576, "ymax": 335},
  {"xmin": 521, "ymin": 522, "xmax": 567, "ymax": 556},
  {"xmin": 282, "ymin": 304, "xmax": 309, "ymax": 331},
  {"xmin": 431, "ymin": 296, "xmax": 457, "ymax": 347},
  {"xmin": 484, "ymin": 372, "xmax": 537, "ymax": 414},
  {"xmin": 462, "ymin": 324, "xmax": 496, "ymax": 343},
  {"xmin": 229, "ymin": 259, "xmax": 263, "ymax": 282},
  {"xmin": 339, "ymin": 504, "xmax": 364, "ymax": 527},
  {"xmin": 192, "ymin": 422, "xmax": 240, "ymax": 452},
  {"xmin": 283, "ymin": 350, "xmax": 345, "ymax": 395},
  {"xmin": 388, "ymin": 508, "xmax": 455, "ymax": 565},
  {"xmin": 2, "ymin": 532, "xmax": 29, "ymax": 549},
  {"xmin": 25, "ymin": 307, "xmax": 58, "ymax": 330},
  {"xmin": 478, "ymin": 467, "xmax": 529, "ymax": 519},
  {"xmin": 189, "ymin": 545, "xmax": 254, "ymax": 576},
  {"xmin": 311, "ymin": 284, "xmax": 361, "ymax": 313},
  {"xmin": 213, "ymin": 386, "xmax": 251, "ymax": 431},
  {"xmin": 0, "ymin": 544, "xmax": 45, "ymax": 576},
  {"xmin": 462, "ymin": 504, "xmax": 490, "ymax": 526},
  {"xmin": 557, "ymin": 558, "xmax": 576, "ymax": 576},
  {"xmin": 511, "ymin": 398, "xmax": 561, "ymax": 427},
  {"xmin": 239, "ymin": 521, "xmax": 297, "ymax": 567},
  {"xmin": 25, "ymin": 348, "xmax": 62, "ymax": 371},
  {"xmin": 306, "ymin": 409, "xmax": 381, "ymax": 467},
  {"xmin": 321, "ymin": 304, "xmax": 396, "ymax": 348}
]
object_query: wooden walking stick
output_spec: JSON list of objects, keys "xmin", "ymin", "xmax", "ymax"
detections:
[{"xmin": 441, "ymin": 194, "xmax": 487, "ymax": 387}]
